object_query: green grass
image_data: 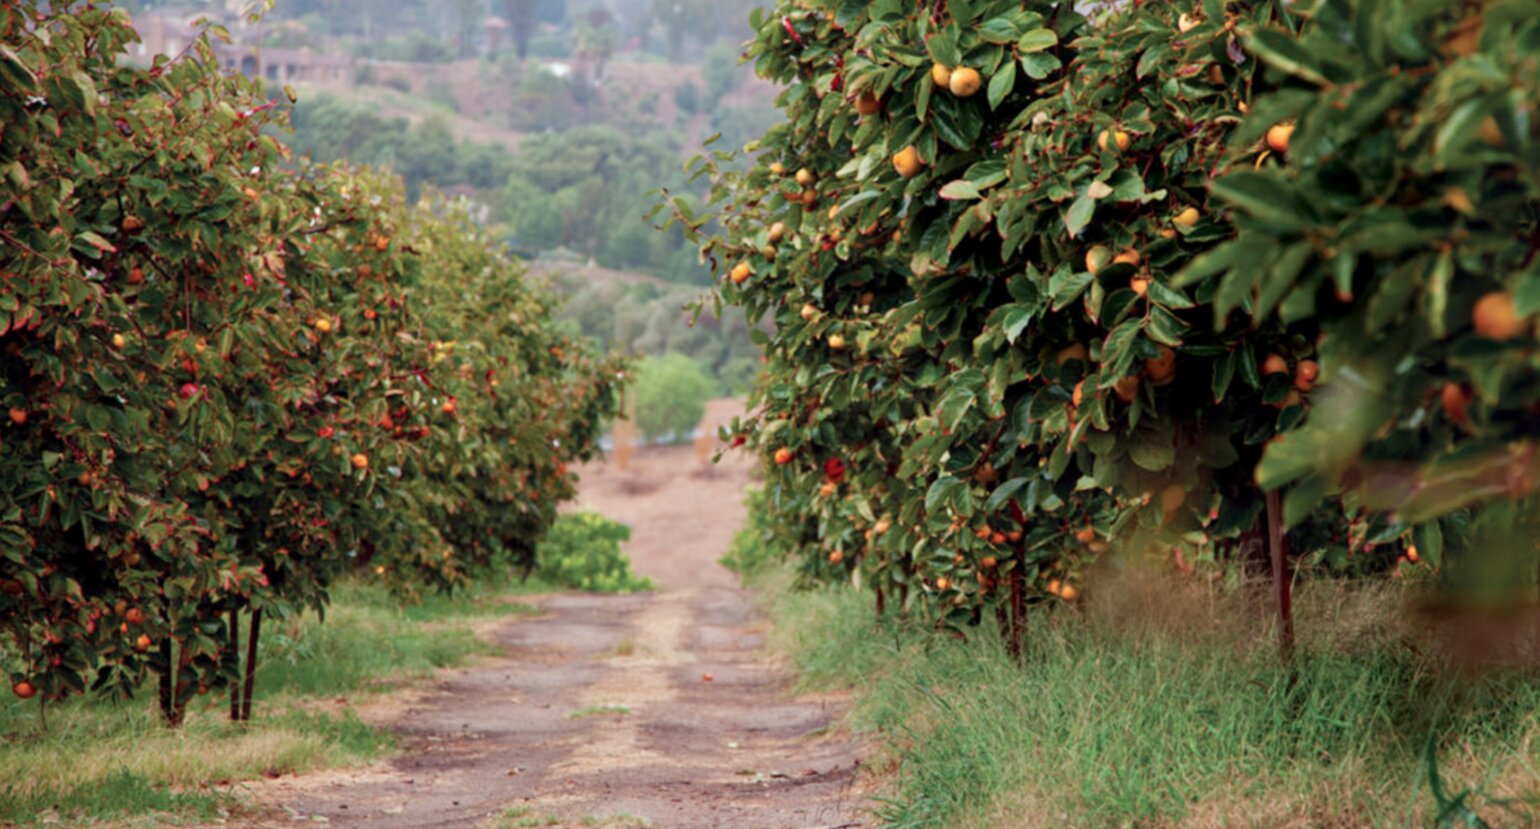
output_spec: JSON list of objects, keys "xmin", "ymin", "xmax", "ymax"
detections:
[
  {"xmin": 0, "ymin": 574, "xmax": 546, "ymax": 828},
  {"xmin": 566, "ymin": 704, "xmax": 631, "ymax": 719},
  {"xmin": 752, "ymin": 567, "xmax": 1540, "ymax": 828}
]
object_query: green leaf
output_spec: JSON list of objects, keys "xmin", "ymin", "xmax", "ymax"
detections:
[
  {"xmin": 939, "ymin": 180, "xmax": 981, "ymax": 200},
  {"xmin": 985, "ymin": 477, "xmax": 1029, "ymax": 512},
  {"xmin": 987, "ymin": 60, "xmax": 1016, "ymax": 110},
  {"xmin": 73, "ymin": 231, "xmax": 117, "ymax": 257},
  {"xmin": 1001, "ymin": 305, "xmax": 1035, "ymax": 344},
  {"xmin": 1209, "ymin": 172, "xmax": 1315, "ymax": 232},
  {"xmin": 1019, "ymin": 51, "xmax": 1061, "ymax": 79},
  {"xmin": 1130, "ymin": 428, "xmax": 1176, "ymax": 472},
  {"xmin": 1412, "ymin": 521, "xmax": 1444, "ymax": 568},
  {"xmin": 926, "ymin": 29, "xmax": 962, "ymax": 67},
  {"xmin": 1245, "ymin": 28, "xmax": 1334, "ymax": 85},
  {"xmin": 1048, "ymin": 267, "xmax": 1093, "ymax": 311},
  {"xmin": 1101, "ymin": 319, "xmax": 1142, "ymax": 379},
  {"xmin": 1017, "ymin": 28, "xmax": 1058, "ymax": 53},
  {"xmin": 1065, "ymin": 193, "xmax": 1095, "ymax": 238},
  {"xmin": 978, "ymin": 17, "xmax": 1021, "ymax": 44},
  {"xmin": 0, "ymin": 45, "xmax": 37, "ymax": 92}
]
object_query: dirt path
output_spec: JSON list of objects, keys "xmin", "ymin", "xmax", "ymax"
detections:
[{"xmin": 223, "ymin": 402, "xmax": 866, "ymax": 828}]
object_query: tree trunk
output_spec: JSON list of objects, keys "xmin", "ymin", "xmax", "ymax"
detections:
[
  {"xmin": 228, "ymin": 607, "xmax": 243, "ymax": 722},
  {"xmin": 999, "ymin": 565, "xmax": 1028, "ymax": 664},
  {"xmin": 158, "ymin": 639, "xmax": 182, "ymax": 727},
  {"xmin": 241, "ymin": 608, "xmax": 262, "ymax": 722},
  {"xmin": 874, "ymin": 584, "xmax": 885, "ymax": 617},
  {"xmin": 1265, "ymin": 489, "xmax": 1295, "ymax": 662}
]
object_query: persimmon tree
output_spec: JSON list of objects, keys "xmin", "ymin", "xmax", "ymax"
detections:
[
  {"xmin": 0, "ymin": 2, "xmax": 622, "ymax": 722},
  {"xmin": 666, "ymin": 0, "xmax": 1538, "ymax": 651}
]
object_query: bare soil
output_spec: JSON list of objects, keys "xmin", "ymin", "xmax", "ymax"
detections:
[{"xmin": 212, "ymin": 400, "xmax": 866, "ymax": 828}]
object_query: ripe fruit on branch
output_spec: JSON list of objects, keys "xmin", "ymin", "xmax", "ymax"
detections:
[
  {"xmin": 892, "ymin": 145, "xmax": 924, "ymax": 179},
  {"xmin": 828, "ymin": 549, "xmax": 844, "ymax": 564},
  {"xmin": 1144, "ymin": 346, "xmax": 1177, "ymax": 385},
  {"xmin": 1130, "ymin": 276, "xmax": 1149, "ymax": 297},
  {"xmin": 981, "ymin": 556, "xmax": 998, "ymax": 569},
  {"xmin": 1262, "ymin": 353, "xmax": 1289, "ymax": 376},
  {"xmin": 854, "ymin": 92, "xmax": 882, "ymax": 115},
  {"xmin": 126, "ymin": 266, "xmax": 145, "ymax": 285},
  {"xmin": 930, "ymin": 63, "xmax": 952, "ymax": 88},
  {"xmin": 1084, "ymin": 245, "xmax": 1111, "ymax": 275},
  {"xmin": 318, "ymin": 426, "xmax": 335, "ymax": 439},
  {"xmin": 824, "ymin": 457, "xmax": 847, "ymax": 482},
  {"xmin": 935, "ymin": 576, "xmax": 951, "ymax": 591},
  {"xmin": 313, "ymin": 318, "xmax": 333, "ymax": 333},
  {"xmin": 1159, "ymin": 484, "xmax": 1186, "ymax": 520},
  {"xmin": 125, "ymin": 607, "xmax": 145, "ymax": 625},
  {"xmin": 1266, "ymin": 121, "xmax": 1295, "ymax": 154},
  {"xmin": 1113, "ymin": 249, "xmax": 1142, "ymax": 268},
  {"xmin": 1441, "ymin": 382, "xmax": 1471, "ymax": 426},
  {"xmin": 1071, "ymin": 380, "xmax": 1086, "ymax": 408},
  {"xmin": 827, "ymin": 333, "xmax": 847, "ymax": 350},
  {"xmin": 769, "ymin": 162, "xmax": 785, "ymax": 176},
  {"xmin": 1172, "ymin": 206, "xmax": 1200, "ymax": 227},
  {"xmin": 1406, "ymin": 545, "xmax": 1421, "ymax": 564},
  {"xmin": 1055, "ymin": 343, "xmax": 1089, "ymax": 366},
  {"xmin": 795, "ymin": 167, "xmax": 816, "ymax": 187},
  {"xmin": 351, "ymin": 453, "xmax": 370, "ymax": 470},
  {"xmin": 441, "ymin": 399, "xmax": 458, "ymax": 415},
  {"xmin": 1114, "ymin": 375, "xmax": 1140, "ymax": 403},
  {"xmin": 134, "ymin": 634, "xmax": 152, "ymax": 653},
  {"xmin": 767, "ymin": 222, "xmax": 786, "ymax": 243},
  {"xmin": 1059, "ymin": 583, "xmax": 1079, "ymax": 601},
  {"xmin": 178, "ymin": 383, "xmax": 201, "ymax": 400},
  {"xmin": 729, "ymin": 262, "xmax": 753, "ymax": 284},
  {"xmin": 8, "ymin": 408, "xmax": 26, "ymax": 425},
  {"xmin": 1294, "ymin": 360, "xmax": 1319, "ymax": 392},
  {"xmin": 1472, "ymin": 291, "xmax": 1525, "ymax": 340},
  {"xmin": 948, "ymin": 66, "xmax": 982, "ymax": 97},
  {"xmin": 773, "ymin": 447, "xmax": 794, "ymax": 465},
  {"xmin": 1097, "ymin": 128, "xmax": 1131, "ymax": 153},
  {"xmin": 13, "ymin": 681, "xmax": 36, "ymax": 700},
  {"xmin": 1177, "ymin": 12, "xmax": 1201, "ymax": 32},
  {"xmin": 800, "ymin": 303, "xmax": 818, "ymax": 321}
]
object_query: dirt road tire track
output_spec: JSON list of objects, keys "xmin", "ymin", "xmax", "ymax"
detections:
[{"xmin": 215, "ymin": 406, "xmax": 866, "ymax": 828}]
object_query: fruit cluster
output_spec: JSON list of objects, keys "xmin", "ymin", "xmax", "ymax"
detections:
[
  {"xmin": 664, "ymin": 0, "xmax": 1540, "ymax": 632},
  {"xmin": 0, "ymin": 4, "xmax": 622, "ymax": 715}
]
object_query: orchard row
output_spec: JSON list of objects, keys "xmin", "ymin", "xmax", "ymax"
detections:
[
  {"xmin": 0, "ymin": 4, "xmax": 621, "ymax": 718},
  {"xmin": 666, "ymin": 0, "xmax": 1540, "ymax": 641}
]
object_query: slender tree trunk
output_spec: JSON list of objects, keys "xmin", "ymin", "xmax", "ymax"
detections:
[
  {"xmin": 1000, "ymin": 566, "xmax": 1028, "ymax": 664},
  {"xmin": 874, "ymin": 584, "xmax": 885, "ymax": 617},
  {"xmin": 241, "ymin": 608, "xmax": 262, "ymax": 722},
  {"xmin": 228, "ymin": 607, "xmax": 243, "ymax": 721},
  {"xmin": 1265, "ymin": 490, "xmax": 1295, "ymax": 662},
  {"xmin": 158, "ymin": 639, "xmax": 182, "ymax": 727}
]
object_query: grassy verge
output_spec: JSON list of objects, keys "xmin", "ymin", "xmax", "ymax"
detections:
[
  {"xmin": 0, "ymin": 573, "xmax": 547, "ymax": 827},
  {"xmin": 749, "ymin": 565, "xmax": 1540, "ymax": 827}
]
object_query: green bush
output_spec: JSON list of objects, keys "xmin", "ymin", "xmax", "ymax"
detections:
[
  {"xmin": 536, "ymin": 513, "xmax": 653, "ymax": 593},
  {"xmin": 719, "ymin": 488, "xmax": 780, "ymax": 578},
  {"xmin": 631, "ymin": 353, "xmax": 715, "ymax": 443}
]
